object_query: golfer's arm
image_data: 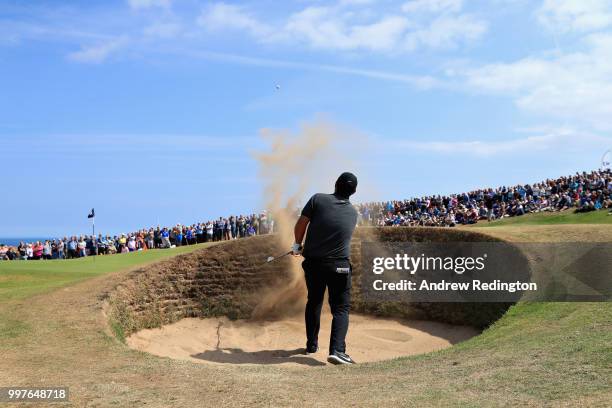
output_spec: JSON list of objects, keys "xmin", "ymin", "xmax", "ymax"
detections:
[{"xmin": 294, "ymin": 215, "xmax": 310, "ymax": 245}]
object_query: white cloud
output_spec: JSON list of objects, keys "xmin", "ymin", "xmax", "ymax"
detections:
[
  {"xmin": 128, "ymin": 0, "xmax": 172, "ymax": 10},
  {"xmin": 197, "ymin": 3, "xmax": 272, "ymax": 37},
  {"xmin": 284, "ymin": 7, "xmax": 409, "ymax": 51},
  {"xmin": 197, "ymin": 1, "xmax": 486, "ymax": 53},
  {"xmin": 401, "ymin": 130, "xmax": 612, "ymax": 156},
  {"xmin": 404, "ymin": 14, "xmax": 487, "ymax": 50},
  {"xmin": 68, "ymin": 37, "xmax": 127, "ymax": 63},
  {"xmin": 401, "ymin": 0, "xmax": 463, "ymax": 14},
  {"xmin": 462, "ymin": 33, "xmax": 612, "ymax": 130},
  {"xmin": 536, "ymin": 0, "xmax": 612, "ymax": 33}
]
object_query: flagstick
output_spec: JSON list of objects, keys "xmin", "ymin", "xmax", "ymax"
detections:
[{"xmin": 92, "ymin": 215, "xmax": 96, "ymax": 264}]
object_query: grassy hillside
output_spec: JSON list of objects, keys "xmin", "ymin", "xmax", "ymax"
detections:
[
  {"xmin": 475, "ymin": 209, "xmax": 611, "ymax": 227},
  {"xmin": 0, "ymin": 244, "xmax": 214, "ymax": 302}
]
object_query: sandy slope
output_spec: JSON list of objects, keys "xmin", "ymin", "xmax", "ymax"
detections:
[{"xmin": 127, "ymin": 313, "xmax": 478, "ymax": 367}]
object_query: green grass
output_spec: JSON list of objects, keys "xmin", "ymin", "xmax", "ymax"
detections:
[
  {"xmin": 369, "ymin": 301, "xmax": 612, "ymax": 405},
  {"xmin": 478, "ymin": 209, "xmax": 612, "ymax": 227},
  {"xmin": 1, "ymin": 224, "xmax": 610, "ymax": 406},
  {"xmin": 0, "ymin": 244, "xmax": 213, "ymax": 302}
]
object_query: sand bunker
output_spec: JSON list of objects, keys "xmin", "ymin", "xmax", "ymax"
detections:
[{"xmin": 127, "ymin": 314, "xmax": 478, "ymax": 367}]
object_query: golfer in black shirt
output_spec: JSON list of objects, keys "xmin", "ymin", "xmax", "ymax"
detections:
[{"xmin": 292, "ymin": 172, "xmax": 358, "ymax": 365}]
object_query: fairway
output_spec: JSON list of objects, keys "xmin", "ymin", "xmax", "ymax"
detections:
[
  {"xmin": 0, "ymin": 243, "xmax": 215, "ymax": 302},
  {"xmin": 473, "ymin": 209, "xmax": 612, "ymax": 227}
]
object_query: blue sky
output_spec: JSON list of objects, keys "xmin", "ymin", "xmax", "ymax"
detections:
[{"xmin": 1, "ymin": 0, "xmax": 612, "ymax": 236}]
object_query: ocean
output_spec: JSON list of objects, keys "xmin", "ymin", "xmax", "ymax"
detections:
[{"xmin": 0, "ymin": 238, "xmax": 57, "ymax": 246}]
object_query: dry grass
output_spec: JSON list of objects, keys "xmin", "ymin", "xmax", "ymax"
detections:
[{"xmin": 1, "ymin": 226, "xmax": 611, "ymax": 407}]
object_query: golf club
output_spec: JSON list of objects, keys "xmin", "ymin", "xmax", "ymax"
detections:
[{"xmin": 265, "ymin": 250, "xmax": 292, "ymax": 264}]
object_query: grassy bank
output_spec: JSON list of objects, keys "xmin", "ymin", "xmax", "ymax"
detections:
[
  {"xmin": 474, "ymin": 209, "xmax": 611, "ymax": 227},
  {"xmin": 0, "ymin": 243, "xmax": 213, "ymax": 302},
  {"xmin": 368, "ymin": 301, "xmax": 612, "ymax": 405}
]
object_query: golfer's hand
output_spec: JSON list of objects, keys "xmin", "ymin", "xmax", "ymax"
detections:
[{"xmin": 291, "ymin": 243, "xmax": 303, "ymax": 256}]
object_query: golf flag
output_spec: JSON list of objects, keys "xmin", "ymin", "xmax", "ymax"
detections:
[{"xmin": 87, "ymin": 208, "xmax": 95, "ymax": 219}]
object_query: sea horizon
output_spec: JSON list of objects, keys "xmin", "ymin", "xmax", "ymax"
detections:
[{"xmin": 0, "ymin": 237, "xmax": 59, "ymax": 246}]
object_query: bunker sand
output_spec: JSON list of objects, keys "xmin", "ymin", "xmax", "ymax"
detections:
[{"xmin": 127, "ymin": 314, "xmax": 478, "ymax": 366}]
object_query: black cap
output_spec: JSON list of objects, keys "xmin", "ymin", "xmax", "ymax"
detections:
[{"xmin": 335, "ymin": 172, "xmax": 358, "ymax": 198}]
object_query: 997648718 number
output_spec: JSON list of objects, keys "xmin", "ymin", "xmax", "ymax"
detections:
[{"xmin": 0, "ymin": 387, "xmax": 69, "ymax": 402}]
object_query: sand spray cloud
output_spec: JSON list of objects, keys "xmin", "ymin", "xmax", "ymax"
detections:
[{"xmin": 250, "ymin": 119, "xmax": 364, "ymax": 319}]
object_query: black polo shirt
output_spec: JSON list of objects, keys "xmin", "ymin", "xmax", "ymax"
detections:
[{"xmin": 301, "ymin": 193, "xmax": 358, "ymax": 261}]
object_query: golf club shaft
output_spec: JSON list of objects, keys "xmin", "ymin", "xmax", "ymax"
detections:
[
  {"xmin": 273, "ymin": 250, "xmax": 292, "ymax": 261},
  {"xmin": 267, "ymin": 250, "xmax": 292, "ymax": 264}
]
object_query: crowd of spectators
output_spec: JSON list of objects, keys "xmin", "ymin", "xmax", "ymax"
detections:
[
  {"xmin": 0, "ymin": 213, "xmax": 273, "ymax": 261},
  {"xmin": 357, "ymin": 169, "xmax": 611, "ymax": 227},
  {"xmin": 2, "ymin": 170, "xmax": 611, "ymax": 261}
]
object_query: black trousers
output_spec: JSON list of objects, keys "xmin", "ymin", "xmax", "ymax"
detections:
[{"xmin": 302, "ymin": 258, "xmax": 351, "ymax": 354}]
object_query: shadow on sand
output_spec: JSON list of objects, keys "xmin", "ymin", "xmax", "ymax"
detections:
[
  {"xmin": 191, "ymin": 348, "xmax": 326, "ymax": 366},
  {"xmin": 191, "ymin": 348, "xmax": 325, "ymax": 366}
]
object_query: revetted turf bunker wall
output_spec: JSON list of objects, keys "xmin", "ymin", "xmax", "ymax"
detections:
[
  {"xmin": 107, "ymin": 235, "xmax": 293, "ymax": 340},
  {"xmin": 350, "ymin": 228, "xmax": 512, "ymax": 329},
  {"xmin": 107, "ymin": 228, "xmax": 513, "ymax": 340}
]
